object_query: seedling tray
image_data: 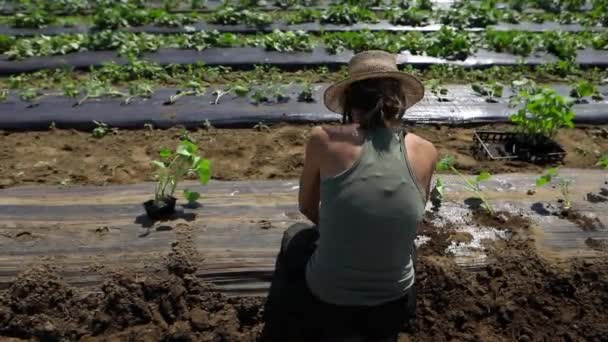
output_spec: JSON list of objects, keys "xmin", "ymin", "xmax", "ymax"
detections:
[{"xmin": 473, "ymin": 131, "xmax": 566, "ymax": 163}]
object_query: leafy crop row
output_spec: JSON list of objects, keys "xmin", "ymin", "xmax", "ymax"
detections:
[
  {"xmin": 5, "ymin": 29, "xmax": 605, "ymax": 61},
  {"xmin": 4, "ymin": 1, "xmax": 608, "ymax": 28},
  {"xmin": 2, "ymin": 57, "xmax": 606, "ymax": 94}
]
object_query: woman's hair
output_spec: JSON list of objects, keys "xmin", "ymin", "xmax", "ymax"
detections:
[{"xmin": 341, "ymin": 78, "xmax": 408, "ymax": 129}]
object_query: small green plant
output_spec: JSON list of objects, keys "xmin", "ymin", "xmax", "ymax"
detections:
[
  {"xmin": 164, "ymin": 81, "xmax": 205, "ymax": 105},
  {"xmin": 297, "ymin": 82, "xmax": 315, "ymax": 103},
  {"xmin": 183, "ymin": 189, "xmax": 201, "ymax": 206},
  {"xmin": 426, "ymin": 79, "xmax": 449, "ymax": 102},
  {"xmin": 13, "ymin": 10, "xmax": 56, "ymax": 28},
  {"xmin": 320, "ymin": 5, "xmax": 378, "ymax": 25},
  {"xmin": 255, "ymin": 30, "xmax": 315, "ymax": 52},
  {"xmin": 510, "ymin": 87, "xmax": 574, "ymax": 143},
  {"xmin": 286, "ymin": 9, "xmax": 321, "ymax": 24},
  {"xmin": 536, "ymin": 167, "xmax": 572, "ymax": 210},
  {"xmin": 596, "ymin": 154, "xmax": 608, "ymax": 169},
  {"xmin": 387, "ymin": 8, "xmax": 429, "ymax": 26},
  {"xmin": 210, "ymin": 7, "xmax": 272, "ymax": 26},
  {"xmin": 151, "ymin": 140, "xmax": 211, "ymax": 203},
  {"xmin": 435, "ymin": 155, "xmax": 494, "ymax": 215},
  {"xmin": 92, "ymin": 120, "xmax": 115, "ymax": 138},
  {"xmin": 472, "ymin": 81, "xmax": 504, "ymax": 102},
  {"xmin": 569, "ymin": 80, "xmax": 603, "ymax": 102}
]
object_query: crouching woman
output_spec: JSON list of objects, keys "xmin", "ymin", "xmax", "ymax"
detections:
[{"xmin": 261, "ymin": 50, "xmax": 438, "ymax": 342}]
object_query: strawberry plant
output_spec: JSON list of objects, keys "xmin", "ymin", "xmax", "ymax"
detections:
[
  {"xmin": 145, "ymin": 140, "xmax": 211, "ymax": 219},
  {"xmin": 436, "ymin": 155, "xmax": 494, "ymax": 215},
  {"xmin": 210, "ymin": 7, "xmax": 272, "ymax": 26},
  {"xmin": 472, "ymin": 81, "xmax": 504, "ymax": 103},
  {"xmin": 596, "ymin": 154, "xmax": 608, "ymax": 169},
  {"xmin": 386, "ymin": 8, "xmax": 429, "ymax": 26},
  {"xmin": 286, "ymin": 9, "xmax": 321, "ymax": 24},
  {"xmin": 510, "ymin": 86, "xmax": 574, "ymax": 144},
  {"xmin": 441, "ymin": 3, "xmax": 498, "ymax": 28},
  {"xmin": 536, "ymin": 167, "xmax": 572, "ymax": 211},
  {"xmin": 320, "ymin": 5, "xmax": 378, "ymax": 25},
  {"xmin": 255, "ymin": 30, "xmax": 315, "ymax": 52},
  {"xmin": 426, "ymin": 79, "xmax": 449, "ymax": 102},
  {"xmin": 297, "ymin": 82, "xmax": 315, "ymax": 103},
  {"xmin": 13, "ymin": 10, "xmax": 56, "ymax": 28},
  {"xmin": 426, "ymin": 26, "xmax": 472, "ymax": 60},
  {"xmin": 164, "ymin": 81, "xmax": 205, "ymax": 105},
  {"xmin": 569, "ymin": 80, "xmax": 603, "ymax": 102}
]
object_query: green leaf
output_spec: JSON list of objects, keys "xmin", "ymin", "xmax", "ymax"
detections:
[
  {"xmin": 434, "ymin": 177, "xmax": 444, "ymax": 197},
  {"xmin": 436, "ymin": 155, "xmax": 454, "ymax": 171},
  {"xmin": 159, "ymin": 148, "xmax": 172, "ymax": 158},
  {"xmin": 197, "ymin": 159, "xmax": 211, "ymax": 185},
  {"xmin": 176, "ymin": 140, "xmax": 197, "ymax": 157},
  {"xmin": 151, "ymin": 160, "xmax": 166, "ymax": 169},
  {"xmin": 475, "ymin": 171, "xmax": 491, "ymax": 183},
  {"xmin": 596, "ymin": 154, "xmax": 608, "ymax": 169},
  {"xmin": 183, "ymin": 189, "xmax": 200, "ymax": 203}
]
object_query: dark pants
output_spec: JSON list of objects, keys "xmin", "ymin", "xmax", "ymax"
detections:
[{"xmin": 261, "ymin": 223, "xmax": 416, "ymax": 342}]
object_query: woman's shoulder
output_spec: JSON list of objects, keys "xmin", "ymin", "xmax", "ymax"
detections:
[{"xmin": 308, "ymin": 125, "xmax": 360, "ymax": 143}]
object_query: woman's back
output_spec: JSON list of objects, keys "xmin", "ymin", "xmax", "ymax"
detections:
[{"xmin": 306, "ymin": 127, "xmax": 426, "ymax": 306}]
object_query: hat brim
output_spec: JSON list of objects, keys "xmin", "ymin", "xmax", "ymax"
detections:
[{"xmin": 323, "ymin": 71, "xmax": 425, "ymax": 114}]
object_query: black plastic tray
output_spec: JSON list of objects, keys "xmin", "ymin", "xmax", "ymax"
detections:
[{"xmin": 473, "ymin": 130, "xmax": 566, "ymax": 163}]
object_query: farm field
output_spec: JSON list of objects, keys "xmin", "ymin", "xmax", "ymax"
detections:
[{"xmin": 1, "ymin": 0, "xmax": 608, "ymax": 341}]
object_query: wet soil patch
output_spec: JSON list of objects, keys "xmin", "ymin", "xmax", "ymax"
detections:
[{"xmin": 471, "ymin": 209, "xmax": 533, "ymax": 231}]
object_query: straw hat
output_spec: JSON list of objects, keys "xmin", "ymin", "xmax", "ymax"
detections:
[{"xmin": 324, "ymin": 50, "xmax": 424, "ymax": 114}]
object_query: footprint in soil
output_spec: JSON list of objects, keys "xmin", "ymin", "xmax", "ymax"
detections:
[
  {"xmin": 531, "ymin": 202, "xmax": 605, "ymax": 231},
  {"xmin": 585, "ymin": 237, "xmax": 608, "ymax": 251},
  {"xmin": 134, "ymin": 211, "xmax": 196, "ymax": 229}
]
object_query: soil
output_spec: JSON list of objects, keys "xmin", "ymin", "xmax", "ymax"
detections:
[
  {"xmin": 2, "ymin": 212, "xmax": 607, "ymax": 341},
  {"xmin": 0, "ymin": 124, "xmax": 607, "ymax": 188},
  {"xmin": 534, "ymin": 202, "xmax": 606, "ymax": 231}
]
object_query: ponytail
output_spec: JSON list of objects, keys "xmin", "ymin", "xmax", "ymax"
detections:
[{"xmin": 342, "ymin": 78, "xmax": 408, "ymax": 129}]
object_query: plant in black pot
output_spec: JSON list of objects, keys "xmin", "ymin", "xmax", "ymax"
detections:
[
  {"xmin": 473, "ymin": 82, "xmax": 574, "ymax": 163},
  {"xmin": 144, "ymin": 140, "xmax": 211, "ymax": 220}
]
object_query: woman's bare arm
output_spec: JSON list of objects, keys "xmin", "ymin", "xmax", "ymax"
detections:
[{"xmin": 298, "ymin": 127, "xmax": 326, "ymax": 225}]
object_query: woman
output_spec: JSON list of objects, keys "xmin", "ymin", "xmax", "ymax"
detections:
[{"xmin": 261, "ymin": 50, "xmax": 438, "ymax": 342}]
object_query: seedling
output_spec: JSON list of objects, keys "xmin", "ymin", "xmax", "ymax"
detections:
[
  {"xmin": 164, "ymin": 81, "xmax": 205, "ymax": 105},
  {"xmin": 536, "ymin": 168, "xmax": 572, "ymax": 211},
  {"xmin": 569, "ymin": 80, "xmax": 602, "ymax": 103},
  {"xmin": 297, "ymin": 82, "xmax": 315, "ymax": 103},
  {"xmin": 212, "ymin": 89, "xmax": 229, "ymax": 105},
  {"xmin": 231, "ymin": 84, "xmax": 250, "ymax": 97},
  {"xmin": 254, "ymin": 121, "xmax": 271, "ymax": 132},
  {"xmin": 145, "ymin": 140, "xmax": 211, "ymax": 219},
  {"xmin": 183, "ymin": 189, "xmax": 201, "ymax": 207},
  {"xmin": 123, "ymin": 81, "xmax": 154, "ymax": 105},
  {"xmin": 510, "ymin": 86, "xmax": 574, "ymax": 145},
  {"xmin": 74, "ymin": 79, "xmax": 127, "ymax": 107},
  {"xmin": 430, "ymin": 177, "xmax": 444, "ymax": 211},
  {"xmin": 0, "ymin": 89, "xmax": 8, "ymax": 102},
  {"xmin": 436, "ymin": 155, "xmax": 494, "ymax": 215},
  {"xmin": 472, "ymin": 82, "xmax": 504, "ymax": 103},
  {"xmin": 92, "ymin": 120, "xmax": 118, "ymax": 138},
  {"xmin": 596, "ymin": 154, "xmax": 608, "ymax": 169},
  {"xmin": 426, "ymin": 79, "xmax": 449, "ymax": 102}
]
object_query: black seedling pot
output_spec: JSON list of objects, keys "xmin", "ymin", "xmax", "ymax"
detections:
[{"xmin": 143, "ymin": 196, "xmax": 177, "ymax": 220}]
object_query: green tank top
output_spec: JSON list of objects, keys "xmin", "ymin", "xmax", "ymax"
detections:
[{"xmin": 305, "ymin": 128, "xmax": 426, "ymax": 306}]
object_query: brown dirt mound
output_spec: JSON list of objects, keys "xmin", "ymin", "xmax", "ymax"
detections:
[
  {"xmin": 1, "ymin": 124, "xmax": 607, "ymax": 188},
  {"xmin": 1, "ymin": 215, "xmax": 608, "ymax": 341}
]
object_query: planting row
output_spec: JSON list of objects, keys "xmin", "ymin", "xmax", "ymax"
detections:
[
  {"xmin": 0, "ymin": 82, "xmax": 605, "ymax": 131},
  {"xmin": 1, "ymin": 0, "xmax": 604, "ymax": 16},
  {"xmin": 3, "ymin": 61, "xmax": 606, "ymax": 93},
  {"xmin": 2, "ymin": 45, "xmax": 608, "ymax": 75},
  {"xmin": 1, "ymin": 3, "xmax": 607, "ymax": 33},
  {"xmin": 3, "ymin": 29, "xmax": 608, "ymax": 62}
]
